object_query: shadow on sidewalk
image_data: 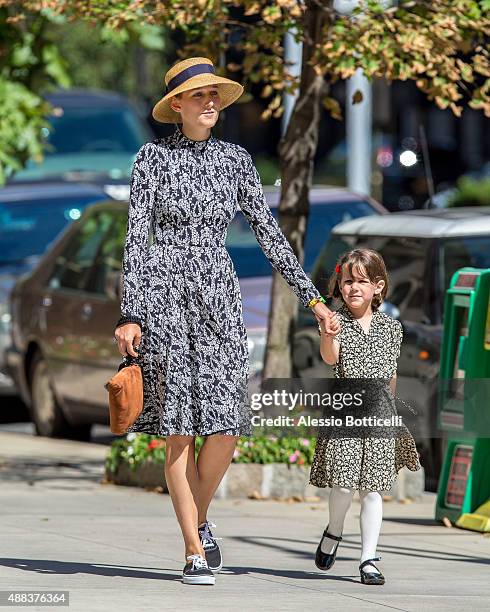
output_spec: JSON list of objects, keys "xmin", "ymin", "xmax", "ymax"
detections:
[
  {"xmin": 0, "ymin": 556, "xmax": 360, "ymax": 584},
  {"xmin": 0, "ymin": 557, "xmax": 182, "ymax": 582},
  {"xmin": 231, "ymin": 535, "xmax": 490, "ymax": 567},
  {"xmin": 0, "ymin": 457, "xmax": 104, "ymax": 485}
]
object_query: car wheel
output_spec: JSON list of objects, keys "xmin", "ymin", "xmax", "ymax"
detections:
[{"xmin": 30, "ymin": 352, "xmax": 91, "ymax": 441}]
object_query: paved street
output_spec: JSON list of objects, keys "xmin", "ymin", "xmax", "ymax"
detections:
[{"xmin": 1, "ymin": 431, "xmax": 489, "ymax": 611}]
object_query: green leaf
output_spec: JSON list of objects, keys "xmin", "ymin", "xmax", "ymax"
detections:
[
  {"xmin": 365, "ymin": 58, "xmax": 381, "ymax": 73},
  {"xmin": 0, "ymin": 78, "xmax": 52, "ymax": 185},
  {"xmin": 11, "ymin": 44, "xmax": 37, "ymax": 68},
  {"xmin": 42, "ymin": 45, "xmax": 71, "ymax": 88},
  {"xmin": 139, "ymin": 26, "xmax": 166, "ymax": 51}
]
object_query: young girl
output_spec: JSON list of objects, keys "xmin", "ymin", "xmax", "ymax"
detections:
[{"xmin": 309, "ymin": 248, "xmax": 421, "ymax": 585}]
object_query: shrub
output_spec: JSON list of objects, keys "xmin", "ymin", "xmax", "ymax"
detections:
[{"xmin": 105, "ymin": 433, "xmax": 316, "ymax": 474}]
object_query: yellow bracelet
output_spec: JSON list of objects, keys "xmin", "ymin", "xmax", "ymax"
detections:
[{"xmin": 308, "ymin": 296, "xmax": 326, "ymax": 308}]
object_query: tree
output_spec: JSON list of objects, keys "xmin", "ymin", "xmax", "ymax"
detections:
[
  {"xmin": 0, "ymin": 2, "xmax": 70, "ymax": 182},
  {"xmin": 3, "ymin": 0, "xmax": 489, "ymax": 377},
  {"xmin": 0, "ymin": 0, "xmax": 165, "ymax": 182}
]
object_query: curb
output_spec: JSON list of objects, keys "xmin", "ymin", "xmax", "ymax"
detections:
[{"xmin": 106, "ymin": 462, "xmax": 425, "ymax": 501}]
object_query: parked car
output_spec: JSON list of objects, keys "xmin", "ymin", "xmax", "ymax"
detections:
[
  {"xmin": 6, "ymin": 187, "xmax": 386, "ymax": 439},
  {"xmin": 291, "ymin": 206, "xmax": 490, "ymax": 490},
  {"xmin": 7, "ymin": 88, "xmax": 154, "ymax": 200},
  {"xmin": 0, "ymin": 182, "xmax": 114, "ymax": 396}
]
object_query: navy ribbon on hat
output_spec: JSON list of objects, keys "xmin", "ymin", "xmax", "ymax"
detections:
[{"xmin": 166, "ymin": 63, "xmax": 216, "ymax": 94}]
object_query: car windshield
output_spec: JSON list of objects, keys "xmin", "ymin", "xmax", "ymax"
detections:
[
  {"xmin": 442, "ymin": 237, "xmax": 490, "ymax": 289},
  {"xmin": 312, "ymin": 233, "xmax": 429, "ymax": 322},
  {"xmin": 227, "ymin": 200, "xmax": 378, "ymax": 277},
  {"xmin": 0, "ymin": 196, "xmax": 107, "ymax": 263},
  {"xmin": 11, "ymin": 106, "xmax": 150, "ymax": 182}
]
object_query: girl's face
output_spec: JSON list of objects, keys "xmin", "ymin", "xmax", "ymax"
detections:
[
  {"xmin": 338, "ymin": 263, "xmax": 385, "ymax": 310},
  {"xmin": 170, "ymin": 85, "xmax": 221, "ymax": 129}
]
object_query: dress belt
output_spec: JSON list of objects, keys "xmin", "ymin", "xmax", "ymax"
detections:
[
  {"xmin": 154, "ymin": 222, "xmax": 227, "ymax": 248},
  {"xmin": 152, "ymin": 242, "xmax": 226, "ymax": 249}
]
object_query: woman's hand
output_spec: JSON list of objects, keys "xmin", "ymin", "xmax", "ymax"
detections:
[
  {"xmin": 311, "ymin": 301, "xmax": 331, "ymax": 323},
  {"xmin": 114, "ymin": 323, "xmax": 141, "ymax": 358},
  {"xmin": 311, "ymin": 301, "xmax": 339, "ymax": 335}
]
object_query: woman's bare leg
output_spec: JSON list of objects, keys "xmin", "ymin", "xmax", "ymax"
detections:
[
  {"xmin": 164, "ymin": 435, "xmax": 204, "ymax": 560},
  {"xmin": 196, "ymin": 434, "xmax": 238, "ymax": 525}
]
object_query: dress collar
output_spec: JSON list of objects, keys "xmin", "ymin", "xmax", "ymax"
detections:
[
  {"xmin": 337, "ymin": 303, "xmax": 384, "ymax": 334},
  {"xmin": 170, "ymin": 123, "xmax": 215, "ymax": 151}
]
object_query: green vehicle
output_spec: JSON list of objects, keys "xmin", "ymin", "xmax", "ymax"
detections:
[{"xmin": 435, "ymin": 268, "xmax": 490, "ymax": 531}]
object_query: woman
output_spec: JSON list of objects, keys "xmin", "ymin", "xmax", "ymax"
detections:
[{"xmin": 114, "ymin": 56, "xmax": 332, "ymax": 586}]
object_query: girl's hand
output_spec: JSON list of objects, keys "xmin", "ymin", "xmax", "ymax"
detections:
[
  {"xmin": 319, "ymin": 311, "xmax": 340, "ymax": 337},
  {"xmin": 114, "ymin": 323, "xmax": 141, "ymax": 358}
]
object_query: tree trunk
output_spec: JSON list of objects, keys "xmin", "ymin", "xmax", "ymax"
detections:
[{"xmin": 261, "ymin": 0, "xmax": 331, "ymax": 384}]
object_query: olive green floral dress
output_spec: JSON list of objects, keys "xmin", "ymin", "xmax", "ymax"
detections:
[{"xmin": 309, "ymin": 304, "xmax": 422, "ymax": 492}]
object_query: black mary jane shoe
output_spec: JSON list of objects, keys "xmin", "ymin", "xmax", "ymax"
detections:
[
  {"xmin": 315, "ymin": 525, "xmax": 343, "ymax": 571},
  {"xmin": 359, "ymin": 556, "xmax": 385, "ymax": 585}
]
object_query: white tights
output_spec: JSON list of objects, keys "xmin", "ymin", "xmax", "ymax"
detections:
[{"xmin": 320, "ymin": 485, "xmax": 383, "ymax": 574}]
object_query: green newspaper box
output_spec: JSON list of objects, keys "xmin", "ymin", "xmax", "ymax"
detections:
[{"xmin": 435, "ymin": 268, "xmax": 490, "ymax": 531}]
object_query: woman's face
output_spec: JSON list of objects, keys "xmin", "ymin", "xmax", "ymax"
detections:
[{"xmin": 170, "ymin": 85, "xmax": 221, "ymax": 129}]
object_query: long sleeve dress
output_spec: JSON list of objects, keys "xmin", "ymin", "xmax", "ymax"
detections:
[{"xmin": 115, "ymin": 124, "xmax": 322, "ymax": 437}]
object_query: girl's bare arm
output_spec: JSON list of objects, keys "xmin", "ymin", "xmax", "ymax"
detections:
[
  {"xmin": 319, "ymin": 312, "xmax": 340, "ymax": 365},
  {"xmin": 320, "ymin": 335, "xmax": 340, "ymax": 365}
]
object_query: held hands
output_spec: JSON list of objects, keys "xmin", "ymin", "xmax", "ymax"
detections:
[
  {"xmin": 318, "ymin": 311, "xmax": 340, "ymax": 337},
  {"xmin": 114, "ymin": 323, "xmax": 141, "ymax": 358},
  {"xmin": 311, "ymin": 302, "xmax": 340, "ymax": 337},
  {"xmin": 311, "ymin": 301, "xmax": 331, "ymax": 323},
  {"xmin": 312, "ymin": 303, "xmax": 340, "ymax": 366}
]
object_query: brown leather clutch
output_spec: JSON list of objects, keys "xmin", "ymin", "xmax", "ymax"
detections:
[{"xmin": 104, "ymin": 353, "xmax": 143, "ymax": 435}]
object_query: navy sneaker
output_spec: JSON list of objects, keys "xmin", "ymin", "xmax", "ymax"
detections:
[
  {"xmin": 198, "ymin": 520, "xmax": 223, "ymax": 572},
  {"xmin": 182, "ymin": 554, "xmax": 215, "ymax": 585}
]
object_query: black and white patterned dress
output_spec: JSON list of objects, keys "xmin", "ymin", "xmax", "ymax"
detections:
[
  {"xmin": 115, "ymin": 124, "xmax": 322, "ymax": 437},
  {"xmin": 309, "ymin": 303, "xmax": 422, "ymax": 492}
]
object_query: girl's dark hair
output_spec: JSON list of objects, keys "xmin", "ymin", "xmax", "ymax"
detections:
[{"xmin": 328, "ymin": 248, "xmax": 389, "ymax": 310}]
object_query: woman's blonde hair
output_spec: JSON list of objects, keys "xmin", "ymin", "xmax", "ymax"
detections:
[{"xmin": 328, "ymin": 248, "xmax": 389, "ymax": 310}]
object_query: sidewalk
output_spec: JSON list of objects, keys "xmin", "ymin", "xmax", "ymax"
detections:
[{"xmin": 1, "ymin": 431, "xmax": 489, "ymax": 611}]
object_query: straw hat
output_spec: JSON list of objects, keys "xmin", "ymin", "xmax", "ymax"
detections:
[{"xmin": 152, "ymin": 57, "xmax": 244, "ymax": 124}]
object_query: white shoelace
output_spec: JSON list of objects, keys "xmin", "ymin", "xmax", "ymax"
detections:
[
  {"xmin": 199, "ymin": 521, "xmax": 222, "ymax": 550},
  {"xmin": 186, "ymin": 554, "xmax": 209, "ymax": 570}
]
